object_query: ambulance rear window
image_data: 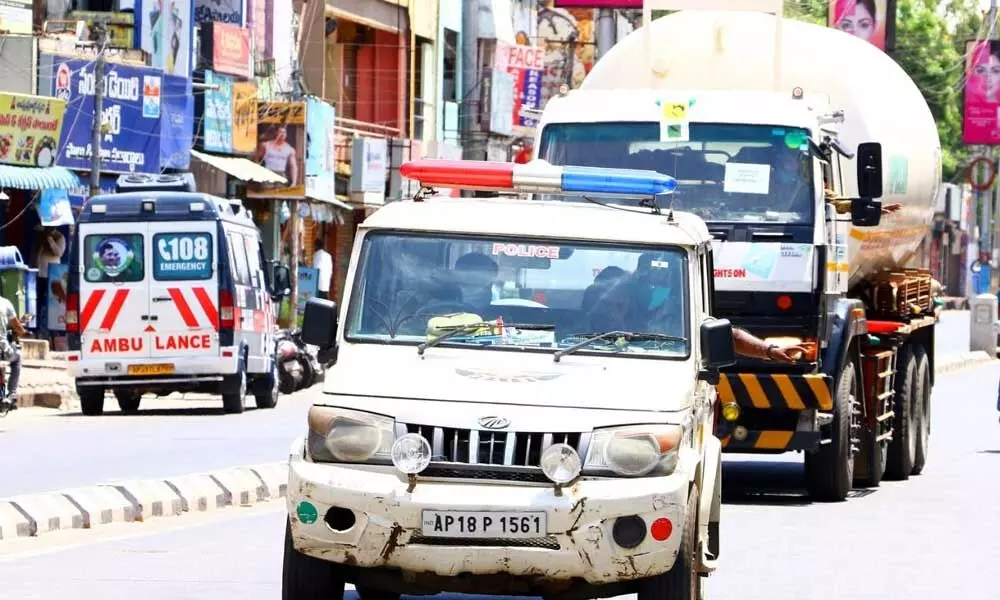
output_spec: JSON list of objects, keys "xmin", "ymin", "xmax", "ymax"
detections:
[
  {"xmin": 83, "ymin": 234, "xmax": 144, "ymax": 283},
  {"xmin": 153, "ymin": 232, "xmax": 214, "ymax": 281}
]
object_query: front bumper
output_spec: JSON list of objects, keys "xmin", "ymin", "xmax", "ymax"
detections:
[{"xmin": 286, "ymin": 437, "xmax": 689, "ymax": 586}]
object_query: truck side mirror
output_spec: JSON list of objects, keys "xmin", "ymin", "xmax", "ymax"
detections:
[
  {"xmin": 856, "ymin": 142, "xmax": 883, "ymax": 199},
  {"xmin": 699, "ymin": 318, "xmax": 737, "ymax": 384},
  {"xmin": 302, "ymin": 297, "xmax": 338, "ymax": 349},
  {"xmin": 272, "ymin": 264, "xmax": 292, "ymax": 299},
  {"xmin": 850, "ymin": 198, "xmax": 883, "ymax": 227}
]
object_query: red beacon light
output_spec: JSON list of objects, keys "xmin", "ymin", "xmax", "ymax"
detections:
[{"xmin": 399, "ymin": 159, "xmax": 677, "ymax": 197}]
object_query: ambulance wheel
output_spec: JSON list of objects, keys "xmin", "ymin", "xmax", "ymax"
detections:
[
  {"xmin": 252, "ymin": 361, "xmax": 280, "ymax": 410},
  {"xmin": 78, "ymin": 388, "xmax": 105, "ymax": 416},
  {"xmin": 222, "ymin": 361, "xmax": 247, "ymax": 414},
  {"xmin": 114, "ymin": 390, "xmax": 141, "ymax": 414},
  {"xmin": 636, "ymin": 484, "xmax": 701, "ymax": 600}
]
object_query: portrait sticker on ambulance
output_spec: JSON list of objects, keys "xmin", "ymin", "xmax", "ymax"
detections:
[
  {"xmin": 153, "ymin": 233, "xmax": 214, "ymax": 281},
  {"xmin": 84, "ymin": 234, "xmax": 144, "ymax": 283}
]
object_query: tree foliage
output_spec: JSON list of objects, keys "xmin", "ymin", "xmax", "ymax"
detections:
[{"xmin": 784, "ymin": 0, "xmax": 983, "ymax": 181}]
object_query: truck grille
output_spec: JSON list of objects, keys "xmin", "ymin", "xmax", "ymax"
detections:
[{"xmin": 403, "ymin": 423, "xmax": 587, "ymax": 469}]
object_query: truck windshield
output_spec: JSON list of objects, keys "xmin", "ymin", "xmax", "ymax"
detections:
[
  {"xmin": 346, "ymin": 232, "xmax": 691, "ymax": 359},
  {"xmin": 539, "ymin": 122, "xmax": 815, "ymax": 224}
]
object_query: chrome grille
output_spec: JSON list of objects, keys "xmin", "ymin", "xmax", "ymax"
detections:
[{"xmin": 404, "ymin": 423, "xmax": 585, "ymax": 468}]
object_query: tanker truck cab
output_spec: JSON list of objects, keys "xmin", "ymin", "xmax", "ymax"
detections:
[
  {"xmin": 282, "ymin": 160, "xmax": 734, "ymax": 600},
  {"xmin": 67, "ymin": 192, "xmax": 291, "ymax": 416},
  {"xmin": 535, "ymin": 2, "xmax": 941, "ymax": 502}
]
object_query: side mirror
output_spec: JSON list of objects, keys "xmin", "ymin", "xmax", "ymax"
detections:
[
  {"xmin": 302, "ymin": 297, "xmax": 338, "ymax": 348},
  {"xmin": 272, "ymin": 264, "xmax": 291, "ymax": 298},
  {"xmin": 699, "ymin": 318, "xmax": 736, "ymax": 384},
  {"xmin": 856, "ymin": 142, "xmax": 883, "ymax": 199},
  {"xmin": 850, "ymin": 198, "xmax": 882, "ymax": 227}
]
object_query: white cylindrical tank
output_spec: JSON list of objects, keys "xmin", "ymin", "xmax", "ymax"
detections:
[{"xmin": 580, "ymin": 10, "xmax": 941, "ymax": 289}]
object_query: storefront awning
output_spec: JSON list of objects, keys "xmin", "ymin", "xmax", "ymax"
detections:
[
  {"xmin": 190, "ymin": 149, "xmax": 288, "ymax": 185},
  {"xmin": 0, "ymin": 165, "xmax": 80, "ymax": 191}
]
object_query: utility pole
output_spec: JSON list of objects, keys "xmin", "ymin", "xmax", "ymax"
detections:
[
  {"xmin": 460, "ymin": 0, "xmax": 479, "ymax": 162},
  {"xmin": 595, "ymin": 9, "xmax": 615, "ymax": 60},
  {"xmin": 89, "ymin": 22, "xmax": 108, "ymax": 197}
]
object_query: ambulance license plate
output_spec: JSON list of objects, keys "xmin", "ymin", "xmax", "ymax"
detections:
[{"xmin": 128, "ymin": 364, "xmax": 175, "ymax": 376}]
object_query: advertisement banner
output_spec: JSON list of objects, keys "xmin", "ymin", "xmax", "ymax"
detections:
[
  {"xmin": 827, "ymin": 0, "xmax": 895, "ymax": 52},
  {"xmin": 963, "ymin": 40, "xmax": 1000, "ymax": 145},
  {"xmin": 494, "ymin": 42, "xmax": 545, "ymax": 134},
  {"xmin": 136, "ymin": 0, "xmax": 195, "ymax": 79},
  {"xmin": 202, "ymin": 70, "xmax": 234, "ymax": 153},
  {"xmin": 68, "ymin": 10, "xmax": 135, "ymax": 47},
  {"xmin": 0, "ymin": 93, "xmax": 66, "ymax": 167},
  {"xmin": 194, "ymin": 0, "xmax": 245, "ymax": 25},
  {"xmin": 38, "ymin": 188, "xmax": 75, "ymax": 227},
  {"xmin": 160, "ymin": 75, "xmax": 194, "ymax": 169},
  {"xmin": 203, "ymin": 22, "xmax": 252, "ymax": 78},
  {"xmin": 232, "ymin": 81, "xmax": 258, "ymax": 154},
  {"xmin": 247, "ymin": 102, "xmax": 306, "ymax": 198},
  {"xmin": 349, "ymin": 137, "xmax": 387, "ymax": 198},
  {"xmin": 47, "ymin": 263, "xmax": 70, "ymax": 333},
  {"xmin": 44, "ymin": 55, "xmax": 162, "ymax": 174},
  {"xmin": 305, "ymin": 97, "xmax": 336, "ymax": 202},
  {"xmin": 296, "ymin": 267, "xmax": 318, "ymax": 316},
  {"xmin": 0, "ymin": 0, "xmax": 32, "ymax": 35}
]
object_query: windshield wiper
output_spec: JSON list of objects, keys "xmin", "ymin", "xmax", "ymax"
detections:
[
  {"xmin": 417, "ymin": 322, "xmax": 555, "ymax": 356},
  {"xmin": 553, "ymin": 331, "xmax": 687, "ymax": 363}
]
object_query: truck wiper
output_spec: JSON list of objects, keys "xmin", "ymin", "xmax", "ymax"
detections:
[
  {"xmin": 416, "ymin": 322, "xmax": 555, "ymax": 356},
  {"xmin": 553, "ymin": 331, "xmax": 687, "ymax": 363}
]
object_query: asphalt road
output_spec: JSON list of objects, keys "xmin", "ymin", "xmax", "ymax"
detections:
[
  {"xmin": 0, "ymin": 360, "xmax": 996, "ymax": 600},
  {"xmin": 0, "ymin": 312, "xmax": 978, "ymax": 498}
]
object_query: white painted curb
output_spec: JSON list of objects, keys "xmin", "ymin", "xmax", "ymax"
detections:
[
  {"xmin": 935, "ymin": 350, "xmax": 996, "ymax": 375},
  {"xmin": 0, "ymin": 461, "xmax": 286, "ymax": 541}
]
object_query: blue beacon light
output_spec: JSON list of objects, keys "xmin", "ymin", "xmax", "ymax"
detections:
[{"xmin": 560, "ymin": 165, "xmax": 678, "ymax": 196}]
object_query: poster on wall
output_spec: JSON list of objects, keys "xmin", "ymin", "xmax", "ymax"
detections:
[
  {"xmin": 305, "ymin": 97, "xmax": 336, "ymax": 202},
  {"xmin": 47, "ymin": 263, "xmax": 70, "ymax": 333},
  {"xmin": 963, "ymin": 40, "xmax": 1000, "ymax": 145},
  {"xmin": 247, "ymin": 102, "xmax": 305, "ymax": 198},
  {"xmin": 136, "ymin": 0, "xmax": 195, "ymax": 79},
  {"xmin": 0, "ymin": 93, "xmax": 66, "ymax": 168},
  {"xmin": 231, "ymin": 81, "xmax": 258, "ymax": 154},
  {"xmin": 494, "ymin": 42, "xmax": 544, "ymax": 134},
  {"xmin": 160, "ymin": 74, "xmax": 194, "ymax": 169},
  {"xmin": 201, "ymin": 22, "xmax": 252, "ymax": 78},
  {"xmin": 827, "ymin": 0, "xmax": 896, "ymax": 52},
  {"xmin": 202, "ymin": 70, "xmax": 234, "ymax": 153}
]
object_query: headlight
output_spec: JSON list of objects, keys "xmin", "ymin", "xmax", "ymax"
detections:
[
  {"xmin": 307, "ymin": 406, "xmax": 394, "ymax": 463},
  {"xmin": 584, "ymin": 423, "xmax": 690, "ymax": 477}
]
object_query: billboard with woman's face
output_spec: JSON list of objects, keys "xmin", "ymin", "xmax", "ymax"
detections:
[
  {"xmin": 963, "ymin": 40, "xmax": 1000, "ymax": 145},
  {"xmin": 828, "ymin": 0, "xmax": 893, "ymax": 51}
]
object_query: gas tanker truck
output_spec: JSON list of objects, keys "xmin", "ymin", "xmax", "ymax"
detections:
[{"xmin": 534, "ymin": 0, "xmax": 940, "ymax": 501}]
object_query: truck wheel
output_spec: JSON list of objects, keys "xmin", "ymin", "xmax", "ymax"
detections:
[
  {"xmin": 78, "ymin": 388, "xmax": 105, "ymax": 416},
  {"xmin": 252, "ymin": 361, "xmax": 280, "ymax": 410},
  {"xmin": 355, "ymin": 587, "xmax": 401, "ymax": 600},
  {"xmin": 805, "ymin": 361, "xmax": 857, "ymax": 502},
  {"xmin": 114, "ymin": 390, "xmax": 141, "ymax": 414},
  {"xmin": 281, "ymin": 521, "xmax": 345, "ymax": 600},
  {"xmin": 222, "ymin": 360, "xmax": 247, "ymax": 415},
  {"xmin": 911, "ymin": 346, "xmax": 931, "ymax": 475},
  {"xmin": 885, "ymin": 346, "xmax": 917, "ymax": 480},
  {"xmin": 637, "ymin": 485, "xmax": 701, "ymax": 600}
]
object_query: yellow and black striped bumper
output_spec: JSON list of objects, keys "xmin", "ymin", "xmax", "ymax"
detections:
[
  {"xmin": 717, "ymin": 373, "xmax": 833, "ymax": 411},
  {"xmin": 719, "ymin": 430, "xmax": 821, "ymax": 452}
]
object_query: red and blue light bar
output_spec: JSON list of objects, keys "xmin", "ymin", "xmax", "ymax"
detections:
[{"xmin": 399, "ymin": 159, "xmax": 677, "ymax": 197}]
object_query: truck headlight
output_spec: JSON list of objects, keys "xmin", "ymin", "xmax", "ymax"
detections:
[
  {"xmin": 307, "ymin": 406, "xmax": 394, "ymax": 463},
  {"xmin": 584, "ymin": 424, "xmax": 689, "ymax": 477}
]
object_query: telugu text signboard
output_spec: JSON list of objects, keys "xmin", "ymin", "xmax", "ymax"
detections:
[{"xmin": 0, "ymin": 93, "xmax": 66, "ymax": 167}]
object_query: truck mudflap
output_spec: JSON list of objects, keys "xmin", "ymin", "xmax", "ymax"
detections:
[
  {"xmin": 719, "ymin": 430, "xmax": 821, "ymax": 452},
  {"xmin": 717, "ymin": 373, "xmax": 834, "ymax": 411}
]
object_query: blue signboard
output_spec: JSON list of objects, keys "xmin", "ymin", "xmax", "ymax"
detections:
[
  {"xmin": 67, "ymin": 175, "xmax": 118, "ymax": 208},
  {"xmin": 38, "ymin": 189, "xmax": 75, "ymax": 227},
  {"xmin": 518, "ymin": 68, "xmax": 543, "ymax": 129},
  {"xmin": 42, "ymin": 55, "xmax": 163, "ymax": 174},
  {"xmin": 160, "ymin": 75, "xmax": 194, "ymax": 169},
  {"xmin": 153, "ymin": 232, "xmax": 214, "ymax": 281},
  {"xmin": 202, "ymin": 70, "xmax": 234, "ymax": 153}
]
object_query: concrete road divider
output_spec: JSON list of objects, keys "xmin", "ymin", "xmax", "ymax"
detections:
[
  {"xmin": 935, "ymin": 350, "xmax": 996, "ymax": 375},
  {"xmin": 0, "ymin": 462, "xmax": 286, "ymax": 541}
]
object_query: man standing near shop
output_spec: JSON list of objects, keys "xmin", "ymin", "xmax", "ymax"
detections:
[
  {"xmin": 312, "ymin": 233, "xmax": 333, "ymax": 300},
  {"xmin": 34, "ymin": 226, "xmax": 66, "ymax": 339}
]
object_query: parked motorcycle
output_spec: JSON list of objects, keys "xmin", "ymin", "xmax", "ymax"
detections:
[{"xmin": 276, "ymin": 328, "xmax": 321, "ymax": 394}]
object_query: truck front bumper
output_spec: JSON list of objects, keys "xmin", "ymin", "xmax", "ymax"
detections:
[{"xmin": 286, "ymin": 437, "xmax": 689, "ymax": 585}]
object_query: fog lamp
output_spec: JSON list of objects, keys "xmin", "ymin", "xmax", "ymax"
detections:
[
  {"xmin": 721, "ymin": 402, "xmax": 741, "ymax": 422},
  {"xmin": 540, "ymin": 443, "xmax": 582, "ymax": 484},
  {"xmin": 391, "ymin": 433, "xmax": 431, "ymax": 474}
]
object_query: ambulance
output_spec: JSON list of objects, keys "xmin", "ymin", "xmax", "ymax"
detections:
[{"xmin": 66, "ymin": 191, "xmax": 291, "ymax": 416}]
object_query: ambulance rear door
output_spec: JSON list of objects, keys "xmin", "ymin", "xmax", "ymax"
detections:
[
  {"xmin": 78, "ymin": 224, "xmax": 152, "ymax": 362},
  {"xmin": 147, "ymin": 222, "xmax": 219, "ymax": 364}
]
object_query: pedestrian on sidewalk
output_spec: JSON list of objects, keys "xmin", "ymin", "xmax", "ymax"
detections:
[{"xmin": 0, "ymin": 294, "xmax": 26, "ymax": 404}]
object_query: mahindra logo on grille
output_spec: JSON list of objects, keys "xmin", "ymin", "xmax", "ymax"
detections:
[{"xmin": 478, "ymin": 416, "xmax": 510, "ymax": 430}]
